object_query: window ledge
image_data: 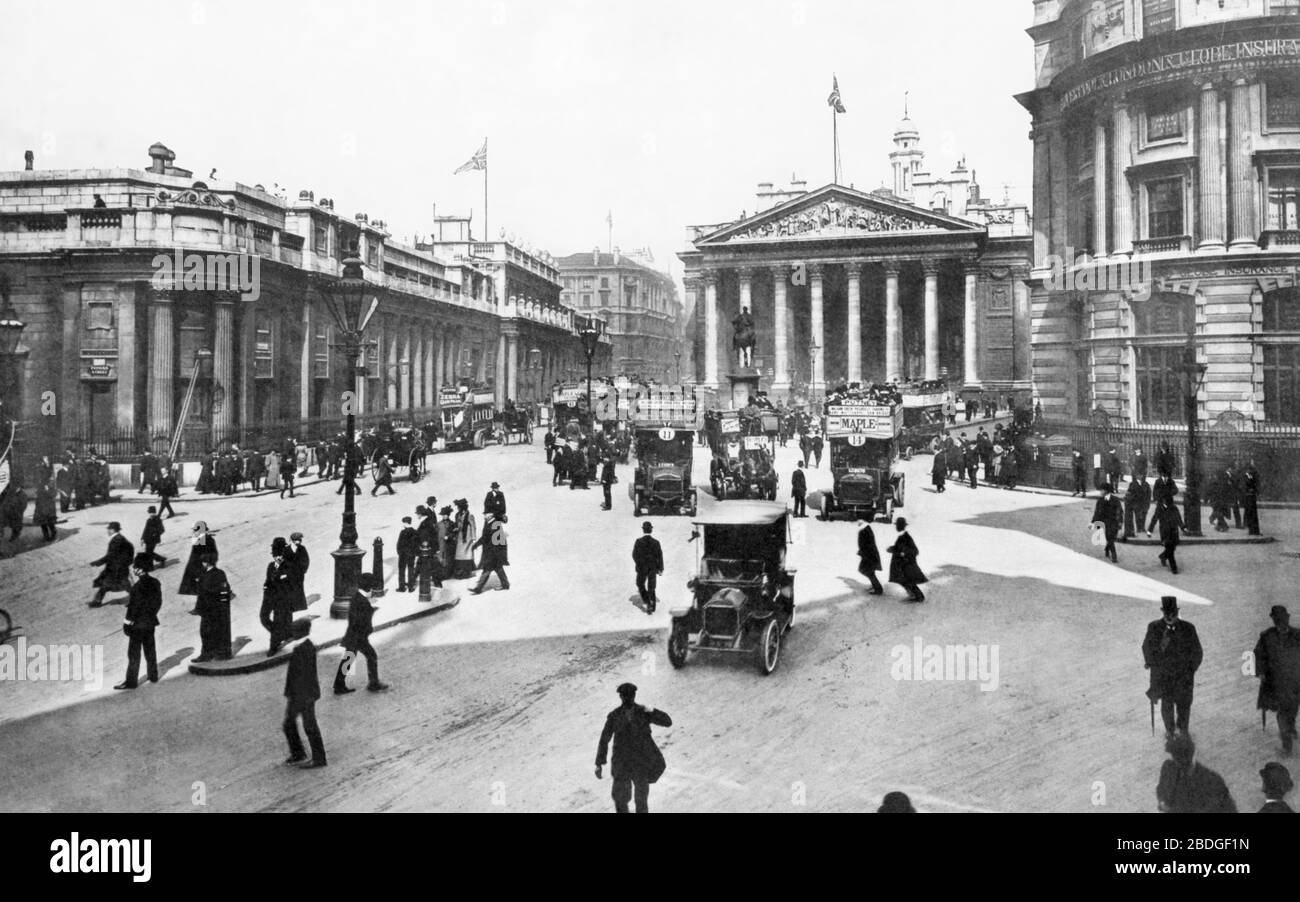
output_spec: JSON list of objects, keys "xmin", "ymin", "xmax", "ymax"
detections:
[
  {"xmin": 1133, "ymin": 235, "xmax": 1192, "ymax": 255},
  {"xmin": 1261, "ymin": 230, "xmax": 1300, "ymax": 250}
]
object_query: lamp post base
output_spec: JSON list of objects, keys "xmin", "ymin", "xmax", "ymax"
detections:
[{"xmin": 330, "ymin": 545, "xmax": 367, "ymax": 619}]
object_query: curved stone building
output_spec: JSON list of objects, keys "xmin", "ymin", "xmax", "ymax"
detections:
[{"xmin": 1019, "ymin": 0, "xmax": 1300, "ymax": 428}]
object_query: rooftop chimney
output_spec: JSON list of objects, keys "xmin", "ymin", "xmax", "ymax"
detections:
[
  {"xmin": 613, "ymin": 246, "xmax": 620, "ymax": 265},
  {"xmin": 147, "ymin": 142, "xmax": 175, "ymax": 175},
  {"xmin": 593, "ymin": 246, "xmax": 600, "ymax": 266}
]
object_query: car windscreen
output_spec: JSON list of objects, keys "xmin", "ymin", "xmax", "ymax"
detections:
[
  {"xmin": 636, "ymin": 433, "xmax": 692, "ymax": 464},
  {"xmin": 831, "ymin": 440, "xmax": 892, "ymax": 471},
  {"xmin": 703, "ymin": 522, "xmax": 783, "ymax": 568}
]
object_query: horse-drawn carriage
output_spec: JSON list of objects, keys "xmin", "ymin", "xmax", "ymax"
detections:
[
  {"xmin": 494, "ymin": 405, "xmax": 533, "ymax": 444},
  {"xmin": 359, "ymin": 426, "xmax": 428, "ymax": 480}
]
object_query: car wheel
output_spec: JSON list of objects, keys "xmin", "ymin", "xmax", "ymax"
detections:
[
  {"xmin": 668, "ymin": 621, "xmax": 689, "ymax": 668},
  {"xmin": 784, "ymin": 602, "xmax": 795, "ymax": 633},
  {"xmin": 756, "ymin": 618, "xmax": 781, "ymax": 675},
  {"xmin": 883, "ymin": 499, "xmax": 894, "ymax": 523},
  {"xmin": 472, "ymin": 431, "xmax": 486, "ymax": 450},
  {"xmin": 904, "ymin": 445, "xmax": 914, "ymax": 461},
  {"xmin": 819, "ymin": 494, "xmax": 830, "ymax": 521},
  {"xmin": 633, "ymin": 492, "xmax": 643, "ymax": 515}
]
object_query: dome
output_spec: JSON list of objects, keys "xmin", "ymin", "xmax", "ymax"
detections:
[{"xmin": 894, "ymin": 116, "xmax": 919, "ymax": 139}]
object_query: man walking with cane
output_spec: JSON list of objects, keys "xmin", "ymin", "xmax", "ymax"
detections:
[{"xmin": 1143, "ymin": 596, "xmax": 1202, "ymax": 739}]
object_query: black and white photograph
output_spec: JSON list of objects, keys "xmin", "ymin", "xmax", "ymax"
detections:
[{"xmin": 2, "ymin": 0, "xmax": 1299, "ymax": 880}]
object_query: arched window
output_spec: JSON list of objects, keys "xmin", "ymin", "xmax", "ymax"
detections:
[{"xmin": 1134, "ymin": 292, "xmax": 1194, "ymax": 424}]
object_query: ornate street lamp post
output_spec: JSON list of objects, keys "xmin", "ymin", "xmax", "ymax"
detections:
[
  {"xmin": 314, "ymin": 251, "xmax": 384, "ymax": 618},
  {"xmin": 579, "ymin": 320, "xmax": 601, "ymax": 425},
  {"xmin": 1180, "ymin": 336, "xmax": 1209, "ymax": 538},
  {"xmin": 809, "ymin": 342, "xmax": 821, "ymax": 405}
]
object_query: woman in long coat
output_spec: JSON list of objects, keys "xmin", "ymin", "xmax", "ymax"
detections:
[
  {"xmin": 452, "ymin": 500, "xmax": 478, "ymax": 579},
  {"xmin": 196, "ymin": 453, "xmax": 216, "ymax": 494},
  {"xmin": 437, "ymin": 506, "xmax": 455, "ymax": 574},
  {"xmin": 265, "ymin": 450, "xmax": 281, "ymax": 489},
  {"xmin": 1001, "ymin": 448, "xmax": 1020, "ymax": 490},
  {"xmin": 1, "ymin": 484, "xmax": 28, "ymax": 540},
  {"xmin": 886, "ymin": 517, "xmax": 927, "ymax": 602},
  {"xmin": 179, "ymin": 520, "xmax": 218, "ymax": 598}
]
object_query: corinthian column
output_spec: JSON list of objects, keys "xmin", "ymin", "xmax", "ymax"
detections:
[
  {"xmin": 923, "ymin": 260, "xmax": 940, "ymax": 381},
  {"xmin": 148, "ymin": 292, "xmax": 175, "ymax": 450},
  {"xmin": 1228, "ymin": 78, "xmax": 1259, "ymax": 250},
  {"xmin": 846, "ymin": 264, "xmax": 862, "ymax": 384},
  {"xmin": 770, "ymin": 265, "xmax": 790, "ymax": 392},
  {"xmin": 809, "ymin": 264, "xmax": 825, "ymax": 394},
  {"xmin": 1197, "ymin": 81, "xmax": 1226, "ymax": 252},
  {"xmin": 885, "ymin": 262, "xmax": 902, "ymax": 383},
  {"xmin": 963, "ymin": 266, "xmax": 979, "ymax": 387},
  {"xmin": 1112, "ymin": 100, "xmax": 1134, "ymax": 256},
  {"xmin": 212, "ymin": 295, "xmax": 235, "ymax": 446},
  {"xmin": 1094, "ymin": 120, "xmax": 1108, "ymax": 256},
  {"xmin": 703, "ymin": 270, "xmax": 719, "ymax": 388}
]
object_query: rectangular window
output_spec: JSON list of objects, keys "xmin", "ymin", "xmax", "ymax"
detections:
[
  {"xmin": 312, "ymin": 323, "xmax": 331, "ymax": 380},
  {"xmin": 1147, "ymin": 177, "xmax": 1184, "ymax": 238},
  {"xmin": 1075, "ymin": 349, "xmax": 1091, "ymax": 418},
  {"xmin": 1264, "ymin": 345, "xmax": 1300, "ymax": 424},
  {"xmin": 254, "ymin": 315, "xmax": 274, "ymax": 379},
  {"xmin": 1142, "ymin": 0, "xmax": 1176, "ymax": 35},
  {"xmin": 1136, "ymin": 346, "xmax": 1186, "ymax": 424},
  {"xmin": 1269, "ymin": 169, "xmax": 1300, "ymax": 231},
  {"xmin": 1267, "ymin": 80, "xmax": 1300, "ymax": 130},
  {"xmin": 1146, "ymin": 98, "xmax": 1184, "ymax": 142},
  {"xmin": 581, "ymin": 278, "xmax": 593, "ymax": 290},
  {"xmin": 581, "ymin": 293, "xmax": 592, "ymax": 306},
  {"xmin": 600, "ymin": 277, "xmax": 609, "ymax": 288}
]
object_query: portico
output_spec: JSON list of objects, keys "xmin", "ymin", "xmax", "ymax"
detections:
[{"xmin": 681, "ymin": 184, "xmax": 1031, "ymax": 402}]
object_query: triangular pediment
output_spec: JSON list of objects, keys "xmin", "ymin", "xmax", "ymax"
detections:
[{"xmin": 695, "ymin": 184, "xmax": 983, "ymax": 246}]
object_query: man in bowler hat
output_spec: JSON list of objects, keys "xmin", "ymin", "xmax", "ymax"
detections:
[
  {"xmin": 114, "ymin": 553, "xmax": 162, "ymax": 690},
  {"xmin": 595, "ymin": 682, "xmax": 672, "ymax": 813},
  {"xmin": 632, "ymin": 521, "xmax": 663, "ymax": 614},
  {"xmin": 1143, "ymin": 596, "xmax": 1203, "ymax": 738}
]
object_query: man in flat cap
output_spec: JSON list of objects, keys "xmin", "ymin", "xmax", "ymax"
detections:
[
  {"xmin": 1143, "ymin": 596, "xmax": 1203, "ymax": 738},
  {"xmin": 1255, "ymin": 605, "xmax": 1300, "ymax": 754},
  {"xmin": 632, "ymin": 521, "xmax": 663, "ymax": 614},
  {"xmin": 1258, "ymin": 763, "xmax": 1294, "ymax": 813},
  {"xmin": 595, "ymin": 683, "xmax": 672, "ymax": 813}
]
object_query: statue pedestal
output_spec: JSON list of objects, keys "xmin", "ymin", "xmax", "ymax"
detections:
[{"xmin": 727, "ymin": 369, "xmax": 762, "ymax": 409}]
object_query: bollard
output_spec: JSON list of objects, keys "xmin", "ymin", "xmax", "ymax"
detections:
[
  {"xmin": 417, "ymin": 538, "xmax": 433, "ymax": 604},
  {"xmin": 371, "ymin": 537, "xmax": 386, "ymax": 598}
]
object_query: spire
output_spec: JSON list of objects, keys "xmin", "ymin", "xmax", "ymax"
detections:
[{"xmin": 903, "ymin": 90, "xmax": 909, "ymax": 119}]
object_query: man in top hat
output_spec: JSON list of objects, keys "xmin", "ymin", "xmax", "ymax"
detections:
[
  {"xmin": 484, "ymin": 481, "xmax": 507, "ymax": 519},
  {"xmin": 595, "ymin": 682, "xmax": 672, "ymax": 813},
  {"xmin": 1255, "ymin": 605, "xmax": 1300, "ymax": 754},
  {"xmin": 1258, "ymin": 763, "xmax": 1295, "ymax": 813},
  {"xmin": 261, "ymin": 538, "xmax": 297, "ymax": 657},
  {"xmin": 632, "ymin": 521, "xmax": 663, "ymax": 614},
  {"xmin": 1143, "ymin": 596, "xmax": 1203, "ymax": 738},
  {"xmin": 877, "ymin": 791, "xmax": 916, "ymax": 813},
  {"xmin": 114, "ymin": 553, "xmax": 163, "ymax": 690},
  {"xmin": 857, "ymin": 519, "xmax": 883, "ymax": 595}
]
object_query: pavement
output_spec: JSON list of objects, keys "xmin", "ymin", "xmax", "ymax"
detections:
[{"xmin": 0, "ymin": 426, "xmax": 1296, "ymax": 812}]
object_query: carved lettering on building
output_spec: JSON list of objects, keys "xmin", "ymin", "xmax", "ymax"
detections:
[{"xmin": 1060, "ymin": 39, "xmax": 1300, "ymax": 110}]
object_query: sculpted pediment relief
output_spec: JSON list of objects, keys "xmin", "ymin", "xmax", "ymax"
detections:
[{"xmin": 726, "ymin": 199, "xmax": 942, "ymax": 242}]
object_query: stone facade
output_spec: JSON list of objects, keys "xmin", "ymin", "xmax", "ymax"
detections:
[
  {"xmin": 1018, "ymin": 0, "xmax": 1300, "ymax": 427},
  {"xmin": 554, "ymin": 249, "xmax": 682, "ymax": 381},
  {"xmin": 0, "ymin": 144, "xmax": 603, "ymax": 459}
]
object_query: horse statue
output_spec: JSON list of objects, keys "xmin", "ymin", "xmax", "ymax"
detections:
[{"xmin": 732, "ymin": 307, "xmax": 756, "ymax": 369}]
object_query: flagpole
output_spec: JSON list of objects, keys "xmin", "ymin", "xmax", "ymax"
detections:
[
  {"xmin": 483, "ymin": 137, "xmax": 489, "ymax": 241},
  {"xmin": 832, "ymin": 108, "xmax": 839, "ymax": 185}
]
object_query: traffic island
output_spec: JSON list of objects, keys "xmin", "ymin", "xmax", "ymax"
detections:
[{"xmin": 188, "ymin": 586, "xmax": 461, "ymax": 676}]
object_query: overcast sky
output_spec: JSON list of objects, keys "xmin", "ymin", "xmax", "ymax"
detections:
[{"xmin": 3, "ymin": 0, "xmax": 1035, "ymax": 287}]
